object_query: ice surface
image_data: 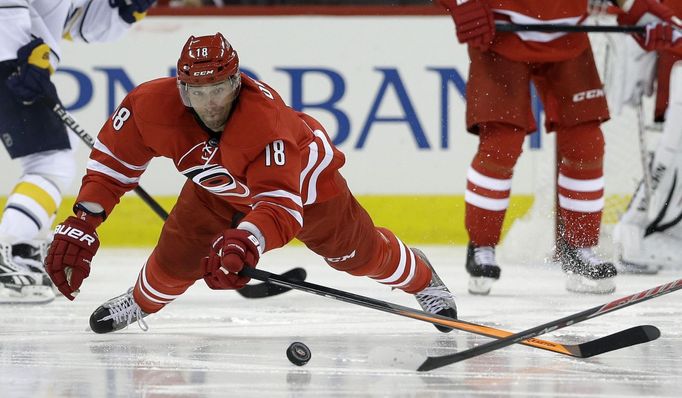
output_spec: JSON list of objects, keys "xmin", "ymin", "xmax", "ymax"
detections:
[{"xmin": 1, "ymin": 246, "xmax": 680, "ymax": 397}]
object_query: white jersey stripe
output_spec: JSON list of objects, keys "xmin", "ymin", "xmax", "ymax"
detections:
[
  {"xmin": 86, "ymin": 159, "xmax": 140, "ymax": 185},
  {"xmin": 305, "ymin": 130, "xmax": 334, "ymax": 205},
  {"xmin": 467, "ymin": 167, "xmax": 512, "ymax": 191},
  {"xmin": 392, "ymin": 245, "xmax": 417, "ymax": 288},
  {"xmin": 558, "ymin": 174, "xmax": 604, "ymax": 192},
  {"xmin": 375, "ymin": 239, "xmax": 407, "ymax": 284},
  {"xmin": 300, "ymin": 141, "xmax": 318, "ymax": 193},
  {"xmin": 558, "ymin": 194, "xmax": 605, "ymax": 213},
  {"xmin": 465, "ymin": 189, "xmax": 510, "ymax": 211},
  {"xmin": 254, "ymin": 201, "xmax": 303, "ymax": 227},
  {"xmin": 254, "ymin": 190, "xmax": 302, "ymax": 207},
  {"xmin": 94, "ymin": 139, "xmax": 150, "ymax": 171}
]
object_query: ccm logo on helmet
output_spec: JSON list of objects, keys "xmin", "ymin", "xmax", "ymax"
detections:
[
  {"xmin": 54, "ymin": 225, "xmax": 97, "ymax": 246},
  {"xmin": 572, "ymin": 89, "xmax": 604, "ymax": 103},
  {"xmin": 193, "ymin": 70, "xmax": 214, "ymax": 76}
]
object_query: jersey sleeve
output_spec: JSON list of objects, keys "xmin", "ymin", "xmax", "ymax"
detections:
[
  {"xmin": 77, "ymin": 93, "xmax": 156, "ymax": 217},
  {"xmin": 64, "ymin": 0, "xmax": 134, "ymax": 43},
  {"xmin": 240, "ymin": 137, "xmax": 304, "ymax": 252}
]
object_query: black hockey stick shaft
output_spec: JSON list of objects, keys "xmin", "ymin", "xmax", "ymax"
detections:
[
  {"xmin": 52, "ymin": 101, "xmax": 302, "ymax": 299},
  {"xmin": 496, "ymin": 23, "xmax": 645, "ymax": 33},
  {"xmin": 418, "ymin": 278, "xmax": 682, "ymax": 371},
  {"xmin": 241, "ymin": 267, "xmax": 659, "ymax": 358},
  {"xmin": 51, "ymin": 102, "xmax": 170, "ymax": 221}
]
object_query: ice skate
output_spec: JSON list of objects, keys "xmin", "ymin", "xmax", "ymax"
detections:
[
  {"xmin": 412, "ymin": 248, "xmax": 458, "ymax": 333},
  {"xmin": 556, "ymin": 243, "xmax": 617, "ymax": 294},
  {"xmin": 465, "ymin": 244, "xmax": 501, "ymax": 295},
  {"xmin": 90, "ymin": 287, "xmax": 149, "ymax": 334},
  {"xmin": 0, "ymin": 240, "xmax": 55, "ymax": 304}
]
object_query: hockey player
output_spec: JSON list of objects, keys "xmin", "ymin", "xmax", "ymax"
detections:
[
  {"xmin": 612, "ymin": 0, "xmax": 682, "ymax": 274},
  {"xmin": 0, "ymin": 0, "xmax": 155, "ymax": 304},
  {"xmin": 437, "ymin": 0, "xmax": 679, "ymax": 295},
  {"xmin": 43, "ymin": 33, "xmax": 458, "ymax": 334}
]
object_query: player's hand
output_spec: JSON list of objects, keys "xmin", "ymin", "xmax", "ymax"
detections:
[
  {"xmin": 5, "ymin": 38, "xmax": 58, "ymax": 105},
  {"xmin": 115, "ymin": 0, "xmax": 156, "ymax": 24},
  {"xmin": 438, "ymin": 0, "xmax": 496, "ymax": 51},
  {"xmin": 45, "ymin": 216, "xmax": 101, "ymax": 300},
  {"xmin": 202, "ymin": 229, "xmax": 261, "ymax": 290},
  {"xmin": 618, "ymin": 0, "xmax": 681, "ymax": 51}
]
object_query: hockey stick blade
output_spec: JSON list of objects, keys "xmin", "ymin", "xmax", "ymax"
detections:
[
  {"xmin": 240, "ymin": 267, "xmax": 660, "ymax": 359},
  {"xmin": 236, "ymin": 267, "xmax": 307, "ymax": 298},
  {"xmin": 418, "ymin": 279, "xmax": 681, "ymax": 372}
]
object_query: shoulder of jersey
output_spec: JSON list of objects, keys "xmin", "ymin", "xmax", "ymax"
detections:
[
  {"xmin": 228, "ymin": 75, "xmax": 294, "ymax": 148},
  {"xmin": 126, "ymin": 77, "xmax": 186, "ymax": 125}
]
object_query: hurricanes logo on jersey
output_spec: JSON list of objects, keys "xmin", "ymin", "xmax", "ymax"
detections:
[{"xmin": 178, "ymin": 142, "xmax": 250, "ymax": 197}]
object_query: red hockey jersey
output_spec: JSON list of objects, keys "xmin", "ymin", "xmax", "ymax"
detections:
[
  {"xmin": 489, "ymin": 0, "xmax": 591, "ymax": 62},
  {"xmin": 77, "ymin": 74, "xmax": 346, "ymax": 251}
]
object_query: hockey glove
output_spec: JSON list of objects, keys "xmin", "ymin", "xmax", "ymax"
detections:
[
  {"xmin": 202, "ymin": 229, "xmax": 261, "ymax": 290},
  {"xmin": 618, "ymin": 0, "xmax": 681, "ymax": 51},
  {"xmin": 438, "ymin": 0, "xmax": 495, "ymax": 51},
  {"xmin": 6, "ymin": 38, "xmax": 58, "ymax": 105},
  {"xmin": 114, "ymin": 0, "xmax": 156, "ymax": 24},
  {"xmin": 45, "ymin": 207, "xmax": 103, "ymax": 300}
]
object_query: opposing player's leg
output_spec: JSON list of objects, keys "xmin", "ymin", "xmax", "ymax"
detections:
[
  {"xmin": 555, "ymin": 122, "xmax": 617, "ymax": 294},
  {"xmin": 90, "ymin": 182, "xmax": 235, "ymax": 333},
  {"xmin": 0, "ymin": 64, "xmax": 76, "ymax": 303},
  {"xmin": 613, "ymin": 61, "xmax": 682, "ymax": 273},
  {"xmin": 297, "ymin": 173, "xmax": 457, "ymax": 332},
  {"xmin": 0, "ymin": 150, "xmax": 75, "ymax": 303},
  {"xmin": 464, "ymin": 123, "xmax": 526, "ymax": 295}
]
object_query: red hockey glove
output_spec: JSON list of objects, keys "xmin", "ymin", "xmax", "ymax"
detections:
[
  {"xmin": 45, "ymin": 215, "xmax": 101, "ymax": 300},
  {"xmin": 618, "ymin": 0, "xmax": 680, "ymax": 51},
  {"xmin": 202, "ymin": 229, "xmax": 261, "ymax": 290},
  {"xmin": 438, "ymin": 0, "xmax": 496, "ymax": 51}
]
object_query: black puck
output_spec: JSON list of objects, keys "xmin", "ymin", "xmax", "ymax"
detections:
[{"xmin": 286, "ymin": 342, "xmax": 311, "ymax": 366}]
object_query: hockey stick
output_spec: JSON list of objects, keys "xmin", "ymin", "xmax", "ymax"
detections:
[
  {"xmin": 496, "ymin": 23, "xmax": 645, "ymax": 33},
  {"xmin": 418, "ymin": 278, "xmax": 681, "ymax": 371},
  {"xmin": 51, "ymin": 101, "xmax": 305, "ymax": 298},
  {"xmin": 241, "ymin": 267, "xmax": 659, "ymax": 359}
]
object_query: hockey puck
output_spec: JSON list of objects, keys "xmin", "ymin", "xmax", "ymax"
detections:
[{"xmin": 286, "ymin": 342, "xmax": 311, "ymax": 366}]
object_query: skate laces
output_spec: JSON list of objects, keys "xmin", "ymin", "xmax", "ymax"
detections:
[
  {"xmin": 473, "ymin": 246, "xmax": 497, "ymax": 266},
  {"xmin": 416, "ymin": 283, "xmax": 456, "ymax": 314},
  {"xmin": 101, "ymin": 289, "xmax": 149, "ymax": 332}
]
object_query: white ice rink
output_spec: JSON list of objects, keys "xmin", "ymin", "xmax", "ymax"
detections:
[{"xmin": 1, "ymin": 246, "xmax": 680, "ymax": 398}]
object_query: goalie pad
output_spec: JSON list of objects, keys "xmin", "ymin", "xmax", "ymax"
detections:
[
  {"xmin": 604, "ymin": 33, "xmax": 657, "ymax": 115},
  {"xmin": 613, "ymin": 62, "xmax": 682, "ymax": 271}
]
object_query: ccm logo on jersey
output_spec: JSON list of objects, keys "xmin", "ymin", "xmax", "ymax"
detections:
[
  {"xmin": 325, "ymin": 250, "xmax": 356, "ymax": 263},
  {"xmin": 572, "ymin": 89, "xmax": 604, "ymax": 103},
  {"xmin": 54, "ymin": 225, "xmax": 98, "ymax": 246},
  {"xmin": 193, "ymin": 70, "xmax": 214, "ymax": 76}
]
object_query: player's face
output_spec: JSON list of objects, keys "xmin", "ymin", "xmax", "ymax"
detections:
[{"xmin": 183, "ymin": 76, "xmax": 240, "ymax": 131}]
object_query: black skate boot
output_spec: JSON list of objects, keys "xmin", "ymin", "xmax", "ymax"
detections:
[
  {"xmin": 412, "ymin": 248, "xmax": 458, "ymax": 333},
  {"xmin": 0, "ymin": 239, "xmax": 55, "ymax": 304},
  {"xmin": 90, "ymin": 287, "xmax": 149, "ymax": 333},
  {"xmin": 556, "ymin": 242, "xmax": 617, "ymax": 294},
  {"xmin": 465, "ymin": 244, "xmax": 501, "ymax": 295}
]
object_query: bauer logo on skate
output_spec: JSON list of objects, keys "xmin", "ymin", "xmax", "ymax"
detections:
[{"xmin": 54, "ymin": 225, "xmax": 98, "ymax": 246}]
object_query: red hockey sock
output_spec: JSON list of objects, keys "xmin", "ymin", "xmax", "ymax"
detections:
[
  {"xmin": 556, "ymin": 122, "xmax": 605, "ymax": 247},
  {"xmin": 133, "ymin": 252, "xmax": 197, "ymax": 314},
  {"xmin": 465, "ymin": 123, "xmax": 525, "ymax": 246}
]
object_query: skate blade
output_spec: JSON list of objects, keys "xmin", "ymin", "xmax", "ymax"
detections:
[
  {"xmin": 565, "ymin": 274, "xmax": 616, "ymax": 295},
  {"xmin": 0, "ymin": 284, "xmax": 56, "ymax": 304},
  {"xmin": 468, "ymin": 277, "xmax": 495, "ymax": 295}
]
